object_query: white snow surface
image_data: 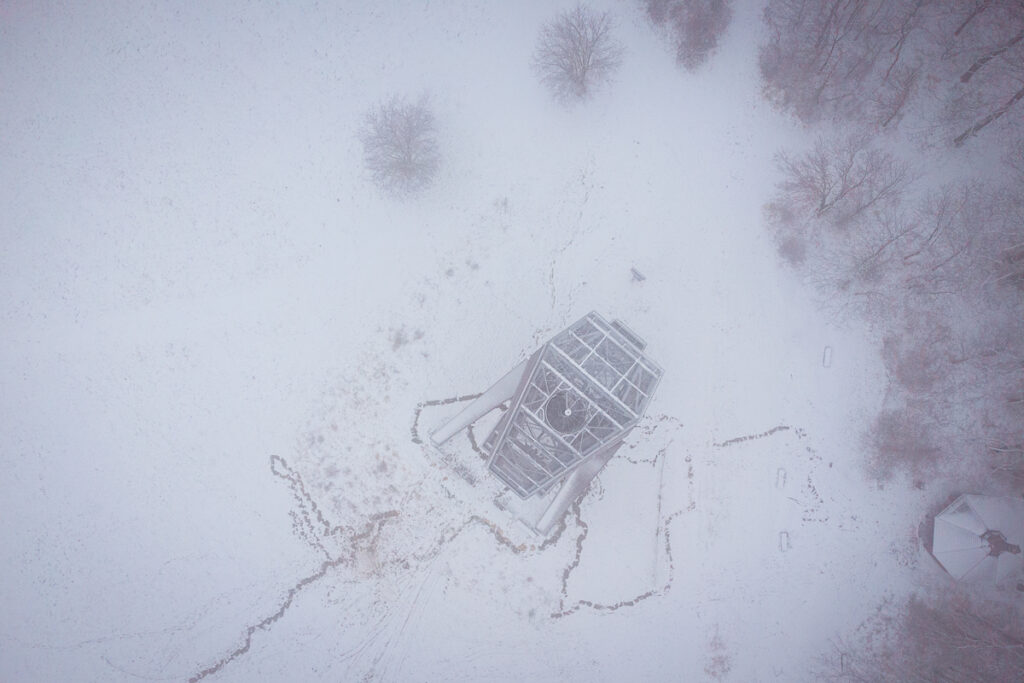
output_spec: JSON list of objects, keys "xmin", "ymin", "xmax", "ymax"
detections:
[{"xmin": 1, "ymin": 2, "xmax": 928, "ymax": 681}]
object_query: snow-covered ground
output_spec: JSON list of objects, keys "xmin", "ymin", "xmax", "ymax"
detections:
[{"xmin": 1, "ymin": 2, "xmax": 929, "ymax": 680}]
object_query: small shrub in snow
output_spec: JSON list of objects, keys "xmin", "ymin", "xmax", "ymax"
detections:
[
  {"xmin": 359, "ymin": 95, "xmax": 439, "ymax": 195},
  {"xmin": 533, "ymin": 4, "xmax": 623, "ymax": 102}
]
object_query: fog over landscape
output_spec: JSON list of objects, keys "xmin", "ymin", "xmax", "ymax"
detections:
[{"xmin": 2, "ymin": 2, "xmax": 1022, "ymax": 681}]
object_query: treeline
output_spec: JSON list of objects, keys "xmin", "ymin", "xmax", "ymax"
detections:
[
  {"xmin": 820, "ymin": 592, "xmax": 1024, "ymax": 682},
  {"xmin": 761, "ymin": 0, "xmax": 1024, "ymax": 485},
  {"xmin": 760, "ymin": 0, "xmax": 1024, "ymax": 145},
  {"xmin": 760, "ymin": 3, "xmax": 1024, "ymax": 678}
]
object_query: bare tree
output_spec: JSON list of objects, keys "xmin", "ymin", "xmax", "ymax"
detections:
[
  {"xmin": 774, "ymin": 134, "xmax": 913, "ymax": 227},
  {"xmin": 642, "ymin": 0, "xmax": 734, "ymax": 70},
  {"xmin": 760, "ymin": 0, "xmax": 915, "ymax": 123},
  {"xmin": 955, "ymin": 307, "xmax": 1024, "ymax": 485},
  {"xmin": 768, "ymin": 167, "xmax": 1023, "ymax": 486},
  {"xmin": 533, "ymin": 4, "xmax": 623, "ymax": 102},
  {"xmin": 760, "ymin": 0, "xmax": 1024, "ymax": 145},
  {"xmin": 359, "ymin": 95, "xmax": 440, "ymax": 196},
  {"xmin": 760, "ymin": 2, "xmax": 1024, "ymax": 491},
  {"xmin": 865, "ymin": 403, "xmax": 948, "ymax": 482},
  {"xmin": 856, "ymin": 183, "xmax": 1023, "ymax": 483},
  {"xmin": 988, "ymin": 178, "xmax": 1024, "ymax": 290},
  {"xmin": 869, "ymin": 63, "xmax": 921, "ymax": 129},
  {"xmin": 1005, "ymin": 136, "xmax": 1024, "ymax": 180},
  {"xmin": 882, "ymin": 317, "xmax": 952, "ymax": 397},
  {"xmin": 936, "ymin": 1, "xmax": 1024, "ymax": 146},
  {"xmin": 764, "ymin": 134, "xmax": 923, "ymax": 318},
  {"xmin": 786, "ymin": 205, "xmax": 922, "ymax": 319},
  {"xmin": 821, "ymin": 592, "xmax": 1024, "ymax": 682}
]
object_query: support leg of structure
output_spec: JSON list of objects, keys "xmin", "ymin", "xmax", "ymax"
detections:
[
  {"xmin": 534, "ymin": 441, "xmax": 624, "ymax": 536},
  {"xmin": 430, "ymin": 360, "xmax": 529, "ymax": 446}
]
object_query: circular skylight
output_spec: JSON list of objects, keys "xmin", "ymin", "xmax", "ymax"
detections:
[{"xmin": 544, "ymin": 389, "xmax": 589, "ymax": 434}]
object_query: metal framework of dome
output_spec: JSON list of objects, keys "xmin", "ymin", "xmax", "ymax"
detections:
[{"xmin": 431, "ymin": 312, "xmax": 663, "ymax": 533}]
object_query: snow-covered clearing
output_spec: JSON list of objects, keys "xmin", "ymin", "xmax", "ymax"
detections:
[{"xmin": 1, "ymin": 2, "xmax": 928, "ymax": 681}]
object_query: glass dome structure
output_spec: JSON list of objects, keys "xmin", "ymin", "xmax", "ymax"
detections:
[{"xmin": 480, "ymin": 312, "xmax": 663, "ymax": 497}]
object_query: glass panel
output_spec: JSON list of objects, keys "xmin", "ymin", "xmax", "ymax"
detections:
[
  {"xmin": 553, "ymin": 331, "xmax": 592, "ymax": 362},
  {"xmin": 491, "ymin": 453, "xmax": 537, "ymax": 494},
  {"xmin": 503, "ymin": 443, "xmax": 548, "ymax": 484},
  {"xmin": 626, "ymin": 363, "xmax": 657, "ymax": 393},
  {"xmin": 519, "ymin": 412, "xmax": 548, "ymax": 441},
  {"xmin": 573, "ymin": 318, "xmax": 604, "ymax": 346},
  {"xmin": 509, "ymin": 437, "xmax": 562, "ymax": 476},
  {"xmin": 597, "ymin": 338, "xmax": 636, "ymax": 374},
  {"xmin": 587, "ymin": 413, "xmax": 618, "ymax": 439},
  {"xmin": 522, "ymin": 384, "xmax": 546, "ymax": 411},
  {"xmin": 613, "ymin": 380, "xmax": 644, "ymax": 412},
  {"xmin": 536, "ymin": 366, "xmax": 561, "ymax": 394},
  {"xmin": 574, "ymin": 430, "xmax": 599, "ymax": 454},
  {"xmin": 582, "ymin": 353, "xmax": 621, "ymax": 391}
]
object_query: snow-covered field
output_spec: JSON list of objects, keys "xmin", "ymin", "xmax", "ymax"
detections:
[{"xmin": 1, "ymin": 2, "xmax": 928, "ymax": 680}]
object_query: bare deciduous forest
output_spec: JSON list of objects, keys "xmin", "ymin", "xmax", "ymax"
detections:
[{"xmin": 761, "ymin": 1, "xmax": 1024, "ymax": 677}]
